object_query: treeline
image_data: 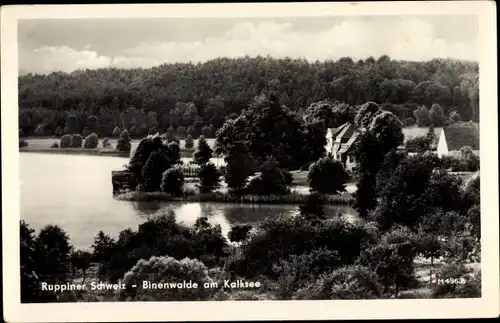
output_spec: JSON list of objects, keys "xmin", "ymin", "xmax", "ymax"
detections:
[{"xmin": 19, "ymin": 56, "xmax": 478, "ymax": 138}]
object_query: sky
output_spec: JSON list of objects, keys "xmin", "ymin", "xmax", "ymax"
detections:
[{"xmin": 18, "ymin": 15, "xmax": 479, "ymax": 75}]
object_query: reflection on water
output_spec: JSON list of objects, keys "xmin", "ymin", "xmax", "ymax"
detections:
[{"xmin": 20, "ymin": 153, "xmax": 357, "ymax": 250}]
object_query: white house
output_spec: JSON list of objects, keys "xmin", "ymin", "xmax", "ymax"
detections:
[
  {"xmin": 437, "ymin": 123, "xmax": 480, "ymax": 158},
  {"xmin": 325, "ymin": 122, "xmax": 361, "ymax": 171}
]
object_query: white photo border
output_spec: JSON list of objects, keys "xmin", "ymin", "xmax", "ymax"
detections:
[{"xmin": 2, "ymin": 1, "xmax": 498, "ymax": 321}]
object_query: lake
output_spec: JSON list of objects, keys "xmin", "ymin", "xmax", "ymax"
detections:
[{"xmin": 20, "ymin": 153, "xmax": 358, "ymax": 250}]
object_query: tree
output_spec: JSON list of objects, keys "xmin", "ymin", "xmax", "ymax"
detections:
[
  {"xmin": 246, "ymin": 157, "xmax": 291, "ymax": 195},
  {"xmin": 35, "ymin": 225, "xmax": 72, "ymax": 282},
  {"xmin": 368, "ymin": 111, "xmax": 404, "ymax": 154},
  {"xmin": 354, "ymin": 131, "xmax": 385, "ymax": 217},
  {"xmin": 20, "ymin": 221, "xmax": 40, "ymax": 303},
  {"xmin": 142, "ymin": 150, "xmax": 172, "ymax": 192},
  {"xmin": 83, "ymin": 133, "xmax": 98, "ymax": 149},
  {"xmin": 224, "ymin": 141, "xmax": 255, "ymax": 194},
  {"xmin": 102, "ymin": 138, "xmax": 111, "ymax": 148},
  {"xmin": 228, "ymin": 224, "xmax": 252, "ymax": 244},
  {"xmin": 354, "ymin": 102, "xmax": 382, "ymax": 128},
  {"xmin": 198, "ymin": 162, "xmax": 221, "ymax": 194},
  {"xmin": 64, "ymin": 114, "xmax": 79, "ymax": 134},
  {"xmin": 91, "ymin": 230, "xmax": 115, "ymax": 264},
  {"xmin": 429, "ymin": 103, "xmax": 446, "ymax": 126},
  {"xmin": 307, "ymin": 157, "xmax": 348, "ymax": 194},
  {"xmin": 166, "ymin": 141, "xmax": 182, "ymax": 165},
  {"xmin": 193, "ymin": 135, "xmax": 213, "ymax": 165},
  {"xmin": 70, "ymin": 134, "xmax": 83, "ymax": 148},
  {"xmin": 161, "ymin": 167, "xmax": 185, "ymax": 197},
  {"xmin": 185, "ymin": 134, "xmax": 194, "ymax": 149},
  {"xmin": 116, "ymin": 129, "xmax": 131, "ymax": 152},
  {"xmin": 60, "ymin": 134, "xmax": 72, "ymax": 148},
  {"xmin": 413, "ymin": 106, "xmax": 430, "ymax": 127},
  {"xmin": 34, "ymin": 124, "xmax": 45, "ymax": 136},
  {"xmin": 302, "ymin": 101, "xmax": 335, "ymax": 129}
]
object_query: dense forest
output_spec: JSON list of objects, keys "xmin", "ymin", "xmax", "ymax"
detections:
[{"xmin": 18, "ymin": 55, "xmax": 479, "ymax": 138}]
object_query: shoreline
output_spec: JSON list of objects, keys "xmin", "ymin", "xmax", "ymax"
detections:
[
  {"xmin": 115, "ymin": 190, "xmax": 355, "ymax": 205},
  {"xmin": 19, "ymin": 147, "xmax": 199, "ymax": 158}
]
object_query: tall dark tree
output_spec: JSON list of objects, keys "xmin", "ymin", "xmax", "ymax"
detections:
[
  {"xmin": 224, "ymin": 141, "xmax": 255, "ymax": 195},
  {"xmin": 193, "ymin": 135, "xmax": 213, "ymax": 165}
]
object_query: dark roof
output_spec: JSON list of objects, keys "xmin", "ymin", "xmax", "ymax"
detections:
[
  {"xmin": 329, "ymin": 123, "xmax": 348, "ymax": 138},
  {"xmin": 443, "ymin": 123, "xmax": 480, "ymax": 150},
  {"xmin": 336, "ymin": 123, "xmax": 358, "ymax": 141},
  {"xmin": 338, "ymin": 131, "xmax": 360, "ymax": 154}
]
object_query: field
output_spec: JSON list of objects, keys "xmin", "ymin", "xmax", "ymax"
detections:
[{"xmin": 20, "ymin": 137, "xmax": 215, "ymax": 151}]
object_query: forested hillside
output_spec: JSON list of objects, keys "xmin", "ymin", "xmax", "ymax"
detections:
[{"xmin": 18, "ymin": 55, "xmax": 479, "ymax": 138}]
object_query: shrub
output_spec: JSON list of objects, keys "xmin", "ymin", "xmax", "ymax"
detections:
[
  {"xmin": 19, "ymin": 139, "xmax": 28, "ymax": 148},
  {"xmin": 50, "ymin": 142, "xmax": 59, "ymax": 148},
  {"xmin": 60, "ymin": 134, "xmax": 72, "ymax": 148},
  {"xmin": 82, "ymin": 127, "xmax": 91, "ymax": 138},
  {"xmin": 161, "ymin": 167, "xmax": 185, "ymax": 197},
  {"xmin": 129, "ymin": 125, "xmax": 139, "ymax": 138},
  {"xmin": 83, "ymin": 133, "xmax": 99, "ymax": 149},
  {"xmin": 293, "ymin": 265, "xmax": 382, "ymax": 300},
  {"xmin": 273, "ymin": 248, "xmax": 342, "ymax": 299},
  {"xmin": 70, "ymin": 134, "xmax": 83, "ymax": 148},
  {"xmin": 102, "ymin": 138, "xmax": 111, "ymax": 148},
  {"xmin": 120, "ymin": 256, "xmax": 216, "ymax": 301},
  {"xmin": 193, "ymin": 135, "xmax": 213, "ymax": 165},
  {"xmin": 185, "ymin": 134, "xmax": 194, "ymax": 149},
  {"xmin": 198, "ymin": 162, "xmax": 221, "ymax": 193},
  {"xmin": 299, "ymin": 192, "xmax": 326, "ymax": 221},
  {"xmin": 116, "ymin": 129, "xmax": 131, "ymax": 152},
  {"xmin": 308, "ymin": 156, "xmax": 348, "ymax": 194}
]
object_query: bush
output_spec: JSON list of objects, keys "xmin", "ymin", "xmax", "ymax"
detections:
[
  {"xmin": 82, "ymin": 127, "xmax": 91, "ymax": 138},
  {"xmin": 405, "ymin": 117, "xmax": 415, "ymax": 127},
  {"xmin": 34, "ymin": 124, "xmax": 45, "ymax": 136},
  {"xmin": 293, "ymin": 265, "xmax": 382, "ymax": 300},
  {"xmin": 161, "ymin": 167, "xmax": 185, "ymax": 197},
  {"xmin": 116, "ymin": 129, "xmax": 131, "ymax": 152},
  {"xmin": 148, "ymin": 127, "xmax": 157, "ymax": 136},
  {"xmin": 308, "ymin": 156, "xmax": 348, "ymax": 194},
  {"xmin": 50, "ymin": 142, "xmax": 59, "ymax": 148},
  {"xmin": 120, "ymin": 256, "xmax": 216, "ymax": 301},
  {"xmin": 185, "ymin": 134, "xmax": 194, "ymax": 149},
  {"xmin": 102, "ymin": 138, "xmax": 111, "ymax": 148},
  {"xmin": 273, "ymin": 248, "xmax": 342, "ymax": 299},
  {"xmin": 60, "ymin": 134, "xmax": 72, "ymax": 148},
  {"xmin": 70, "ymin": 134, "xmax": 83, "ymax": 148},
  {"xmin": 198, "ymin": 162, "xmax": 221, "ymax": 194},
  {"xmin": 68, "ymin": 250, "xmax": 92, "ymax": 278},
  {"xmin": 83, "ymin": 133, "xmax": 98, "ymax": 149}
]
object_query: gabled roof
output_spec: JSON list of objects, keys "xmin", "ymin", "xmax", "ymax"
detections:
[
  {"xmin": 328, "ymin": 122, "xmax": 348, "ymax": 138},
  {"xmin": 443, "ymin": 123, "xmax": 480, "ymax": 150},
  {"xmin": 338, "ymin": 131, "xmax": 361, "ymax": 154}
]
